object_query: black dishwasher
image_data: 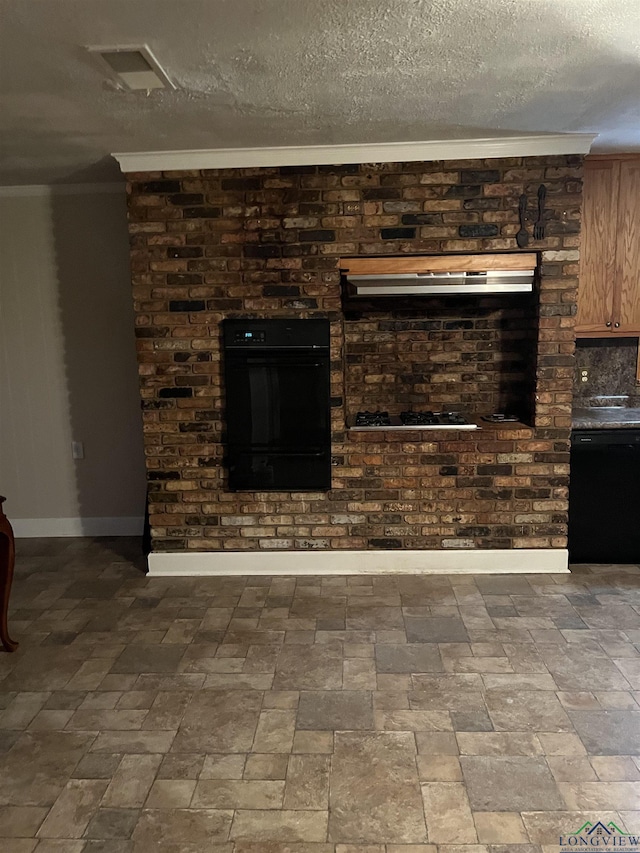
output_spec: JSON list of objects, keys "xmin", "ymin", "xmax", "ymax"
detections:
[
  {"xmin": 569, "ymin": 429, "xmax": 640, "ymax": 563},
  {"xmin": 222, "ymin": 319, "xmax": 331, "ymax": 491}
]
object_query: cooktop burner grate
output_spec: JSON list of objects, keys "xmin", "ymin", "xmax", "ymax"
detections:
[
  {"xmin": 400, "ymin": 410, "xmax": 470, "ymax": 426},
  {"xmin": 355, "ymin": 410, "xmax": 391, "ymax": 426},
  {"xmin": 481, "ymin": 413, "xmax": 520, "ymax": 423},
  {"xmin": 400, "ymin": 410, "xmax": 438, "ymax": 425}
]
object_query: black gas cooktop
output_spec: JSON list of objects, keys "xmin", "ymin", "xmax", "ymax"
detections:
[{"xmin": 352, "ymin": 410, "xmax": 479, "ymax": 430}]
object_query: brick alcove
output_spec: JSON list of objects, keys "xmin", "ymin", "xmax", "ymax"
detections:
[{"xmin": 126, "ymin": 155, "xmax": 582, "ymax": 555}]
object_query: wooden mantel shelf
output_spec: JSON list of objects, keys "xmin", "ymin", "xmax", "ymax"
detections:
[{"xmin": 339, "ymin": 253, "xmax": 538, "ymax": 276}]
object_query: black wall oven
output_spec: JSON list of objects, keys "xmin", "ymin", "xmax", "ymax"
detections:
[{"xmin": 223, "ymin": 319, "xmax": 331, "ymax": 491}]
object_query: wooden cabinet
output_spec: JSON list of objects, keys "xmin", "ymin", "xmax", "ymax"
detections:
[
  {"xmin": 616, "ymin": 160, "xmax": 640, "ymax": 331},
  {"xmin": 576, "ymin": 156, "xmax": 640, "ymax": 337}
]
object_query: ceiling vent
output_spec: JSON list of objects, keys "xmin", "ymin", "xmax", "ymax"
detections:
[{"xmin": 87, "ymin": 45, "xmax": 176, "ymax": 91}]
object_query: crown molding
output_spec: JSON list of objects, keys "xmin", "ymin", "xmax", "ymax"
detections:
[
  {"xmin": 0, "ymin": 182, "xmax": 125, "ymax": 197},
  {"xmin": 113, "ymin": 134, "xmax": 597, "ymax": 173}
]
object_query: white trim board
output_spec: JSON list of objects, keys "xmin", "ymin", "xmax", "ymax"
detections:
[
  {"xmin": 148, "ymin": 548, "xmax": 569, "ymax": 576},
  {"xmin": 13, "ymin": 517, "xmax": 144, "ymax": 538},
  {"xmin": 113, "ymin": 134, "xmax": 597, "ymax": 173}
]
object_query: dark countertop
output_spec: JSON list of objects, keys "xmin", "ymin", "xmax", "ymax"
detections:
[{"xmin": 572, "ymin": 407, "xmax": 640, "ymax": 429}]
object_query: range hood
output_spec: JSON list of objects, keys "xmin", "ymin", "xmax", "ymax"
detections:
[{"xmin": 341, "ymin": 253, "xmax": 537, "ymax": 297}]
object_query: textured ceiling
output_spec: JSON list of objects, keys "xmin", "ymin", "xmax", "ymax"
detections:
[{"xmin": 1, "ymin": 0, "xmax": 639, "ymax": 184}]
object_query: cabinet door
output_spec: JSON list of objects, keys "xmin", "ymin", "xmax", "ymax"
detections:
[
  {"xmin": 576, "ymin": 160, "xmax": 620, "ymax": 334},
  {"xmin": 615, "ymin": 159, "xmax": 640, "ymax": 334}
]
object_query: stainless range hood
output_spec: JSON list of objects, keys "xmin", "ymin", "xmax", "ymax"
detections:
[
  {"xmin": 347, "ymin": 269, "xmax": 534, "ymax": 296},
  {"xmin": 341, "ymin": 253, "xmax": 537, "ymax": 297}
]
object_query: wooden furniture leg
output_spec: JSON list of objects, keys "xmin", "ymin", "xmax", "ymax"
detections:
[{"xmin": 0, "ymin": 496, "xmax": 18, "ymax": 652}]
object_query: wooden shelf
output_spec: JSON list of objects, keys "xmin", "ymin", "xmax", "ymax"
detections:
[{"xmin": 339, "ymin": 253, "xmax": 537, "ymax": 275}]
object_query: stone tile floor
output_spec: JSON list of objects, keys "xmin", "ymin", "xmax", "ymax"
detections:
[{"xmin": 1, "ymin": 537, "xmax": 640, "ymax": 852}]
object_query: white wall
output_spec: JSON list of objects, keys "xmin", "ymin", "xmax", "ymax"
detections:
[{"xmin": 0, "ymin": 185, "xmax": 147, "ymax": 536}]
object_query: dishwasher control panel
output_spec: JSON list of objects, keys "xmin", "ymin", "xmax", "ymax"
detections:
[{"xmin": 572, "ymin": 430, "xmax": 640, "ymax": 446}]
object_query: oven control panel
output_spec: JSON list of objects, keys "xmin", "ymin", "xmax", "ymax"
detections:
[
  {"xmin": 223, "ymin": 319, "xmax": 330, "ymax": 350},
  {"xmin": 232, "ymin": 330, "xmax": 266, "ymax": 345}
]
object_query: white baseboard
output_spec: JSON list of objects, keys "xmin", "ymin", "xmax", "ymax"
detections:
[
  {"xmin": 147, "ymin": 548, "xmax": 569, "ymax": 576},
  {"xmin": 12, "ymin": 517, "xmax": 144, "ymax": 538}
]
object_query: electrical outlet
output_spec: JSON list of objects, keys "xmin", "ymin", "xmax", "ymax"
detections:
[
  {"xmin": 71, "ymin": 441, "xmax": 84, "ymax": 460},
  {"xmin": 580, "ymin": 369, "xmax": 589, "ymax": 384}
]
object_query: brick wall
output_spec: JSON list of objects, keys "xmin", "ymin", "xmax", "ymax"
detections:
[{"xmin": 126, "ymin": 155, "xmax": 583, "ymax": 553}]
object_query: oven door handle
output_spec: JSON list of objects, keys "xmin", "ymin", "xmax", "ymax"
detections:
[
  {"xmin": 226, "ymin": 359, "xmax": 326, "ymax": 368},
  {"xmin": 224, "ymin": 345, "xmax": 328, "ymax": 352},
  {"xmin": 228, "ymin": 449, "xmax": 328, "ymax": 457}
]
